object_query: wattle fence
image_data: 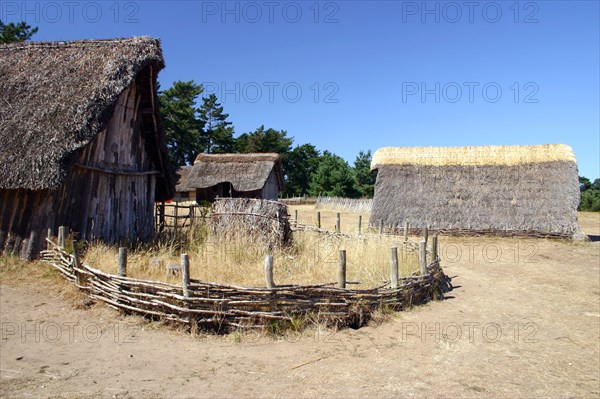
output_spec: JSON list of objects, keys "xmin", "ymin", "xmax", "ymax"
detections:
[{"xmin": 41, "ymin": 238, "xmax": 451, "ymax": 333}]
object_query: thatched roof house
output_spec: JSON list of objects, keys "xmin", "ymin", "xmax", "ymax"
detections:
[
  {"xmin": 181, "ymin": 153, "xmax": 284, "ymax": 202},
  {"xmin": 370, "ymin": 144, "xmax": 583, "ymax": 238},
  {"xmin": 0, "ymin": 37, "xmax": 175, "ymax": 257},
  {"xmin": 173, "ymin": 166, "xmax": 195, "ymax": 202}
]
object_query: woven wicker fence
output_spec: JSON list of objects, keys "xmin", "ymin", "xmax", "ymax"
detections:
[{"xmin": 41, "ymin": 239, "xmax": 451, "ymax": 333}]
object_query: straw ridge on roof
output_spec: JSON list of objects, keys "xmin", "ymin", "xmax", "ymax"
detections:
[
  {"xmin": 371, "ymin": 144, "xmax": 576, "ymax": 170},
  {"xmin": 0, "ymin": 36, "xmax": 166, "ymax": 190}
]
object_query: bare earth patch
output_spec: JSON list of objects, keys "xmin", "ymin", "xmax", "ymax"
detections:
[{"xmin": 1, "ymin": 212, "xmax": 599, "ymax": 398}]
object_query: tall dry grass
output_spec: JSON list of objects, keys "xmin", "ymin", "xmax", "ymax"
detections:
[{"xmin": 83, "ymin": 225, "xmax": 420, "ymax": 288}]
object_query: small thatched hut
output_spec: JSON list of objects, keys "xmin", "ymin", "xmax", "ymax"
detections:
[
  {"xmin": 370, "ymin": 144, "xmax": 583, "ymax": 238},
  {"xmin": 173, "ymin": 166, "xmax": 195, "ymax": 202},
  {"xmin": 182, "ymin": 153, "xmax": 284, "ymax": 202},
  {"xmin": 0, "ymin": 37, "xmax": 175, "ymax": 257}
]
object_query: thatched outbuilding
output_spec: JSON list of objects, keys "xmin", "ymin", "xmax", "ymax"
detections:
[
  {"xmin": 0, "ymin": 37, "xmax": 175, "ymax": 257},
  {"xmin": 369, "ymin": 144, "xmax": 583, "ymax": 238},
  {"xmin": 181, "ymin": 153, "xmax": 284, "ymax": 203},
  {"xmin": 173, "ymin": 166, "xmax": 195, "ymax": 202}
]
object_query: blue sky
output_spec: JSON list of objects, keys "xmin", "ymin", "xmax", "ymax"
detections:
[{"xmin": 2, "ymin": 0, "xmax": 599, "ymax": 178}]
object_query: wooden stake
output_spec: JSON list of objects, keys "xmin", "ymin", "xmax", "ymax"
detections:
[
  {"xmin": 58, "ymin": 226, "xmax": 67, "ymax": 249},
  {"xmin": 159, "ymin": 202, "xmax": 165, "ymax": 232},
  {"xmin": 379, "ymin": 219, "xmax": 384, "ymax": 234},
  {"xmin": 118, "ymin": 247, "xmax": 127, "ymax": 277},
  {"xmin": 423, "ymin": 226, "xmax": 429, "ymax": 244},
  {"xmin": 358, "ymin": 215, "xmax": 362, "ymax": 234},
  {"xmin": 336, "ymin": 213, "xmax": 341, "ymax": 233},
  {"xmin": 47, "ymin": 228, "xmax": 53, "ymax": 250},
  {"xmin": 264, "ymin": 255, "xmax": 275, "ymax": 289},
  {"xmin": 174, "ymin": 204, "xmax": 179, "ymax": 235},
  {"xmin": 419, "ymin": 241, "xmax": 427, "ymax": 275},
  {"xmin": 390, "ymin": 247, "xmax": 399, "ymax": 289},
  {"xmin": 72, "ymin": 240, "xmax": 82, "ymax": 285},
  {"xmin": 431, "ymin": 234, "xmax": 438, "ymax": 262},
  {"xmin": 317, "ymin": 211, "xmax": 321, "ymax": 229},
  {"xmin": 337, "ymin": 250, "xmax": 346, "ymax": 289},
  {"xmin": 403, "ymin": 220, "xmax": 409, "ymax": 242},
  {"xmin": 294, "ymin": 209, "xmax": 298, "ymax": 225},
  {"xmin": 181, "ymin": 254, "xmax": 190, "ymax": 297}
]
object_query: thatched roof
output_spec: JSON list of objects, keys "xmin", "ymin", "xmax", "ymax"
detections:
[
  {"xmin": 175, "ymin": 166, "xmax": 193, "ymax": 192},
  {"xmin": 0, "ymin": 36, "xmax": 174, "ymax": 198},
  {"xmin": 183, "ymin": 153, "xmax": 284, "ymax": 192},
  {"xmin": 371, "ymin": 144, "xmax": 577, "ymax": 169},
  {"xmin": 370, "ymin": 144, "xmax": 582, "ymax": 238}
]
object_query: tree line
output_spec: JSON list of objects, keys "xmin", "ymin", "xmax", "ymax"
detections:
[
  {"xmin": 158, "ymin": 81, "xmax": 376, "ymax": 198},
  {"xmin": 579, "ymin": 177, "xmax": 600, "ymax": 212}
]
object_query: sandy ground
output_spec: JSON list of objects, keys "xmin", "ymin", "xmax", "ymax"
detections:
[{"xmin": 1, "ymin": 212, "xmax": 599, "ymax": 398}]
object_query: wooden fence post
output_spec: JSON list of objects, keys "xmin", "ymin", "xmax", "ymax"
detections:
[
  {"xmin": 118, "ymin": 247, "xmax": 127, "ymax": 277},
  {"xmin": 181, "ymin": 254, "xmax": 190, "ymax": 297},
  {"xmin": 431, "ymin": 234, "xmax": 438, "ymax": 262},
  {"xmin": 24, "ymin": 230, "xmax": 37, "ymax": 261},
  {"xmin": 58, "ymin": 226, "xmax": 67, "ymax": 249},
  {"xmin": 264, "ymin": 255, "xmax": 275, "ymax": 288},
  {"xmin": 358, "ymin": 215, "xmax": 362, "ymax": 234},
  {"xmin": 419, "ymin": 241, "xmax": 427, "ymax": 275},
  {"xmin": 294, "ymin": 209, "xmax": 298, "ymax": 225},
  {"xmin": 317, "ymin": 211, "xmax": 321, "ymax": 229},
  {"xmin": 403, "ymin": 221, "xmax": 409, "ymax": 242},
  {"xmin": 337, "ymin": 250, "xmax": 346, "ymax": 289},
  {"xmin": 72, "ymin": 240, "xmax": 82, "ymax": 285},
  {"xmin": 379, "ymin": 219, "xmax": 384, "ymax": 234},
  {"xmin": 390, "ymin": 247, "xmax": 399, "ymax": 289},
  {"xmin": 423, "ymin": 225, "xmax": 429, "ymax": 245},
  {"xmin": 159, "ymin": 202, "xmax": 165, "ymax": 232},
  {"xmin": 174, "ymin": 204, "xmax": 179, "ymax": 236},
  {"xmin": 336, "ymin": 213, "xmax": 341, "ymax": 233},
  {"xmin": 47, "ymin": 228, "xmax": 53, "ymax": 250}
]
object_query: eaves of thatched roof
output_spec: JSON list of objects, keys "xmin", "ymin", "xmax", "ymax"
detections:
[
  {"xmin": 0, "ymin": 36, "xmax": 171, "ymax": 192},
  {"xmin": 175, "ymin": 165, "xmax": 193, "ymax": 192},
  {"xmin": 183, "ymin": 153, "xmax": 284, "ymax": 192}
]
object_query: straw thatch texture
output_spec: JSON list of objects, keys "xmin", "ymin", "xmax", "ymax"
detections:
[
  {"xmin": 371, "ymin": 144, "xmax": 577, "ymax": 168},
  {"xmin": 175, "ymin": 166, "xmax": 193, "ymax": 192},
  {"xmin": 0, "ymin": 36, "xmax": 172, "ymax": 196},
  {"xmin": 212, "ymin": 198, "xmax": 292, "ymax": 248},
  {"xmin": 370, "ymin": 145, "xmax": 582, "ymax": 238},
  {"xmin": 184, "ymin": 153, "xmax": 284, "ymax": 192}
]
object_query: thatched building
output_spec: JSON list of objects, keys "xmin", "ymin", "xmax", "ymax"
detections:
[
  {"xmin": 182, "ymin": 153, "xmax": 284, "ymax": 202},
  {"xmin": 173, "ymin": 166, "xmax": 195, "ymax": 202},
  {"xmin": 0, "ymin": 37, "xmax": 175, "ymax": 257},
  {"xmin": 370, "ymin": 144, "xmax": 583, "ymax": 238}
]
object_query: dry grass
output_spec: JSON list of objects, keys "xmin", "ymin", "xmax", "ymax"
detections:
[{"xmin": 82, "ymin": 227, "xmax": 420, "ymax": 289}]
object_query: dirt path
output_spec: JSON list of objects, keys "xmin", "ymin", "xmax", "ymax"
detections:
[{"xmin": 1, "ymin": 215, "xmax": 599, "ymax": 398}]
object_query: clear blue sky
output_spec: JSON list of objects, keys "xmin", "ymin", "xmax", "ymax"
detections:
[{"xmin": 2, "ymin": 0, "xmax": 599, "ymax": 178}]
